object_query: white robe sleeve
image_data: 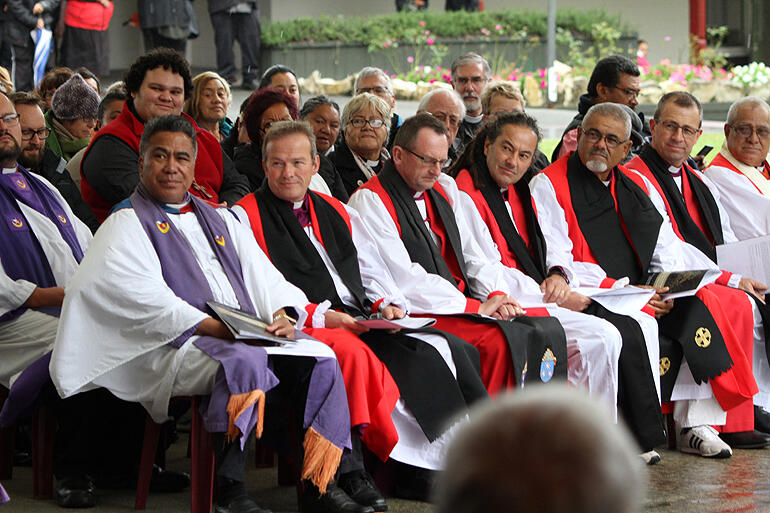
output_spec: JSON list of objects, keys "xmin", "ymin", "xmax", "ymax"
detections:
[
  {"xmin": 704, "ymin": 164, "xmax": 770, "ymax": 241},
  {"xmin": 347, "ymin": 187, "xmax": 474, "ymax": 315},
  {"xmin": 454, "ymin": 188, "xmax": 544, "ymax": 297},
  {"xmin": 529, "ymin": 172, "xmax": 612, "ymax": 287},
  {"xmin": 693, "ymin": 169, "xmax": 739, "ymax": 244}
]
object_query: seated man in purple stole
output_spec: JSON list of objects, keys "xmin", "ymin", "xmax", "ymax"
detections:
[
  {"xmin": 50, "ymin": 115, "xmax": 354, "ymax": 513},
  {"xmin": 0, "ymin": 90, "xmax": 148, "ymax": 509},
  {"xmin": 233, "ymin": 120, "xmax": 489, "ymax": 504}
]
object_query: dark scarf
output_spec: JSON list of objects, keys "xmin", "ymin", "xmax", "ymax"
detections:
[
  {"xmin": 476, "ymin": 164, "xmax": 548, "ymax": 283},
  {"xmin": 0, "ymin": 167, "xmax": 84, "ymax": 321},
  {"xmin": 638, "ymin": 144, "xmax": 723, "ymax": 262},
  {"xmin": 567, "ymin": 152, "xmax": 662, "ymax": 284},
  {"xmin": 253, "ymin": 185, "xmax": 370, "ymax": 315},
  {"xmin": 378, "ymin": 161, "xmax": 472, "ymax": 295}
]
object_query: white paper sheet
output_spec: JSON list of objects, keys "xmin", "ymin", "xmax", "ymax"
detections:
[{"xmin": 717, "ymin": 234, "xmax": 770, "ymax": 286}]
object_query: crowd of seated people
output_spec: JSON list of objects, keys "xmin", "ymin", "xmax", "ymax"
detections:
[{"xmin": 2, "ymin": 45, "xmax": 770, "ymax": 513}]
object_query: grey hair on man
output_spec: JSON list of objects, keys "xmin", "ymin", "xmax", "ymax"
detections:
[
  {"xmin": 139, "ymin": 114, "xmax": 197, "ymax": 158},
  {"xmin": 582, "ymin": 102, "xmax": 632, "ymax": 141},
  {"xmin": 353, "ymin": 67, "xmax": 394, "ymax": 96},
  {"xmin": 727, "ymin": 96, "xmax": 770, "ymax": 126},
  {"xmin": 417, "ymin": 88, "xmax": 467, "ymax": 119},
  {"xmin": 434, "ymin": 386, "xmax": 645, "ymax": 513},
  {"xmin": 450, "ymin": 53, "xmax": 491, "ymax": 81},
  {"xmin": 261, "ymin": 120, "xmax": 318, "ymax": 159}
]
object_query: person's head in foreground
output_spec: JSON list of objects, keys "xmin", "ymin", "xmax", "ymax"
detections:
[
  {"xmin": 262, "ymin": 120, "xmax": 319, "ymax": 204},
  {"xmin": 434, "ymin": 386, "xmax": 645, "ymax": 513},
  {"xmin": 391, "ymin": 112, "xmax": 450, "ymax": 193},
  {"xmin": 138, "ymin": 114, "xmax": 197, "ymax": 205}
]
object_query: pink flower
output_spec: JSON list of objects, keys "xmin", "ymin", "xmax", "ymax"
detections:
[
  {"xmin": 540, "ymin": 80, "xmax": 547, "ymax": 89},
  {"xmin": 424, "ymin": 30, "xmax": 430, "ymax": 35},
  {"xmin": 429, "ymin": 79, "xmax": 436, "ymax": 83},
  {"xmin": 391, "ymin": 74, "xmax": 397, "ymax": 78},
  {"xmin": 495, "ymin": 24, "xmax": 502, "ymax": 31},
  {"xmin": 664, "ymin": 36, "xmax": 671, "ymax": 41},
  {"xmin": 654, "ymin": 69, "xmax": 662, "ymax": 76},
  {"xmin": 481, "ymin": 28, "xmax": 491, "ymax": 36},
  {"xmin": 660, "ymin": 58, "xmax": 671, "ymax": 66},
  {"xmin": 538, "ymin": 68, "xmax": 546, "ymax": 78},
  {"xmin": 419, "ymin": 21, "xmax": 426, "ymax": 27},
  {"xmin": 426, "ymin": 38, "xmax": 434, "ymax": 45},
  {"xmin": 384, "ymin": 41, "xmax": 391, "ymax": 48},
  {"xmin": 407, "ymin": 56, "xmax": 414, "ymax": 63}
]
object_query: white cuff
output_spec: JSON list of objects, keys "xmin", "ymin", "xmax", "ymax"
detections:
[{"xmin": 312, "ymin": 300, "xmax": 332, "ymax": 328}]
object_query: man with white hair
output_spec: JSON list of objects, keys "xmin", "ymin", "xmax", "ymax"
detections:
[
  {"xmin": 705, "ymin": 96, "xmax": 770, "ymax": 241},
  {"xmin": 416, "ymin": 88, "xmax": 465, "ymax": 169},
  {"xmin": 354, "ymin": 67, "xmax": 401, "ymax": 150},
  {"xmin": 450, "ymin": 53, "xmax": 490, "ymax": 155}
]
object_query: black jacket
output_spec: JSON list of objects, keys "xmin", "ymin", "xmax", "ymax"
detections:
[
  {"xmin": 30, "ymin": 147, "xmax": 99, "ymax": 233},
  {"xmin": 4, "ymin": 0, "xmax": 59, "ymax": 46},
  {"xmin": 328, "ymin": 137, "xmax": 382, "ymax": 197}
]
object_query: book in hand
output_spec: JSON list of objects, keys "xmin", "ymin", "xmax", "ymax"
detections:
[
  {"xmin": 355, "ymin": 315, "xmax": 436, "ymax": 331},
  {"xmin": 642, "ymin": 269, "xmax": 721, "ymax": 299},
  {"xmin": 207, "ymin": 301, "xmax": 295, "ymax": 346}
]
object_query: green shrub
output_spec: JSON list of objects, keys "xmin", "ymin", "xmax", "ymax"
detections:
[{"xmin": 261, "ymin": 8, "xmax": 635, "ymax": 47}]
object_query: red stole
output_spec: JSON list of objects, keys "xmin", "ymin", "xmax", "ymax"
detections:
[{"xmin": 709, "ymin": 153, "xmax": 770, "ymax": 190}]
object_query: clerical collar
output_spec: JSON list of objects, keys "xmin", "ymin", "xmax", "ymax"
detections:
[
  {"xmin": 668, "ymin": 164, "xmax": 682, "ymax": 178},
  {"xmin": 413, "ymin": 190, "xmax": 425, "ymax": 201},
  {"xmin": 366, "ymin": 159, "xmax": 381, "ymax": 169},
  {"xmin": 324, "ymin": 145, "xmax": 334, "ymax": 156},
  {"xmin": 465, "ymin": 114, "xmax": 483, "ymax": 124},
  {"xmin": 290, "ymin": 194, "xmax": 310, "ymax": 226},
  {"xmin": 163, "ymin": 194, "xmax": 192, "ymax": 214},
  {"xmin": 2, "ymin": 166, "xmax": 17, "ymax": 174},
  {"xmin": 500, "ymin": 187, "xmax": 508, "ymax": 200}
]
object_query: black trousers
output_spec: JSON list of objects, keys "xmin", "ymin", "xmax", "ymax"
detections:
[
  {"xmin": 11, "ymin": 42, "xmax": 34, "ymax": 93},
  {"xmin": 210, "ymin": 9, "xmax": 260, "ymax": 83}
]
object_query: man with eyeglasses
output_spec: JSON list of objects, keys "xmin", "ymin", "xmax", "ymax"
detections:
[
  {"xmin": 552, "ymin": 55, "xmax": 647, "ymax": 162},
  {"xmin": 450, "ymin": 53, "xmax": 490, "ymax": 155},
  {"xmin": 353, "ymin": 67, "xmax": 402, "ymax": 150},
  {"xmin": 705, "ymin": 97, "xmax": 770, "ymax": 242},
  {"xmin": 9, "ymin": 91, "xmax": 98, "ymax": 232},
  {"xmin": 627, "ymin": 92, "xmax": 770, "ymax": 452},
  {"xmin": 416, "ymin": 88, "xmax": 465, "ymax": 170},
  {"xmin": 350, "ymin": 113, "xmax": 570, "ymax": 399},
  {"xmin": 532, "ymin": 102, "xmax": 763, "ymax": 462}
]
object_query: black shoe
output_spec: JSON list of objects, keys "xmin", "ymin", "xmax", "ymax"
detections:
[
  {"xmin": 755, "ymin": 405, "xmax": 770, "ymax": 434},
  {"xmin": 55, "ymin": 474, "xmax": 96, "ymax": 508},
  {"xmin": 339, "ymin": 470, "xmax": 387, "ymax": 512},
  {"xmin": 149, "ymin": 465, "xmax": 190, "ymax": 493},
  {"xmin": 214, "ymin": 495, "xmax": 272, "ymax": 513},
  {"xmin": 719, "ymin": 430, "xmax": 770, "ymax": 449},
  {"xmin": 392, "ymin": 462, "xmax": 435, "ymax": 502},
  {"xmin": 240, "ymin": 79, "xmax": 259, "ymax": 91},
  {"xmin": 302, "ymin": 482, "xmax": 374, "ymax": 513}
]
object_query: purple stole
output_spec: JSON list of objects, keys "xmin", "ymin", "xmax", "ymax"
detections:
[
  {"xmin": 0, "ymin": 167, "xmax": 83, "ymax": 322},
  {"xmin": 129, "ymin": 185, "xmax": 350, "ymax": 464}
]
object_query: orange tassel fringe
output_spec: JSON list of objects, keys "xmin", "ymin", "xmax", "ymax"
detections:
[
  {"xmin": 225, "ymin": 389, "xmax": 266, "ymax": 443},
  {"xmin": 301, "ymin": 426, "xmax": 343, "ymax": 494}
]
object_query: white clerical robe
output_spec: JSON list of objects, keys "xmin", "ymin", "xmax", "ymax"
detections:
[
  {"xmin": 233, "ymin": 202, "xmax": 463, "ymax": 470},
  {"xmin": 0, "ymin": 169, "xmax": 91, "ymax": 387},
  {"xmin": 51, "ymin": 203, "xmax": 333, "ymax": 424}
]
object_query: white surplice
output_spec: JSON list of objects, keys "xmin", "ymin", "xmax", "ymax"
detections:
[
  {"xmin": 233, "ymin": 201, "xmax": 463, "ymax": 470},
  {"xmin": 50, "ymin": 204, "xmax": 333, "ymax": 424},
  {"xmin": 0, "ymin": 168, "xmax": 92, "ymax": 387}
]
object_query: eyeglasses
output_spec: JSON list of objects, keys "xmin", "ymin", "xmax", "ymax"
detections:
[
  {"xmin": 260, "ymin": 117, "xmax": 292, "ymax": 134},
  {"xmin": 612, "ymin": 86, "xmax": 641, "ymax": 99},
  {"xmin": 21, "ymin": 127, "xmax": 50, "ymax": 140},
  {"xmin": 656, "ymin": 120, "xmax": 700, "ymax": 139},
  {"xmin": 581, "ymin": 128, "xmax": 626, "ymax": 149},
  {"xmin": 729, "ymin": 123, "xmax": 770, "ymax": 140},
  {"xmin": 454, "ymin": 76, "xmax": 487, "ymax": 86},
  {"xmin": 429, "ymin": 112, "xmax": 461, "ymax": 129},
  {"xmin": 0, "ymin": 113, "xmax": 19, "ymax": 126},
  {"xmin": 404, "ymin": 147, "xmax": 449, "ymax": 168},
  {"xmin": 349, "ymin": 118, "xmax": 385, "ymax": 129},
  {"xmin": 356, "ymin": 86, "xmax": 391, "ymax": 96}
]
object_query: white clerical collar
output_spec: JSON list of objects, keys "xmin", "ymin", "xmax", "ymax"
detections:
[
  {"xmin": 601, "ymin": 179, "xmax": 611, "ymax": 186},
  {"xmin": 366, "ymin": 159, "xmax": 380, "ymax": 168},
  {"xmin": 668, "ymin": 165, "xmax": 681, "ymax": 174},
  {"xmin": 292, "ymin": 200, "xmax": 304, "ymax": 209},
  {"xmin": 324, "ymin": 145, "xmax": 334, "ymax": 156},
  {"xmin": 166, "ymin": 198, "xmax": 191, "ymax": 210},
  {"xmin": 2, "ymin": 166, "xmax": 17, "ymax": 174},
  {"xmin": 465, "ymin": 114, "xmax": 483, "ymax": 124}
]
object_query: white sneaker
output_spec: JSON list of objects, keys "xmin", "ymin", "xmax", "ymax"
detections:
[
  {"xmin": 640, "ymin": 450, "xmax": 661, "ymax": 465},
  {"xmin": 679, "ymin": 426, "xmax": 733, "ymax": 458}
]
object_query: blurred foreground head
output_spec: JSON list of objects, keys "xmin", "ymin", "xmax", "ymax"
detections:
[{"xmin": 435, "ymin": 386, "xmax": 646, "ymax": 513}]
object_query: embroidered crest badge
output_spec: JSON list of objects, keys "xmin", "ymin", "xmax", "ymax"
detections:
[
  {"xmin": 15, "ymin": 179, "xmax": 26, "ymax": 189},
  {"xmin": 540, "ymin": 348, "xmax": 556, "ymax": 383},
  {"xmin": 10, "ymin": 217, "xmax": 23, "ymax": 228},
  {"xmin": 695, "ymin": 327, "xmax": 711, "ymax": 348},
  {"xmin": 215, "ymin": 235, "xmax": 226, "ymax": 246},
  {"xmin": 156, "ymin": 220, "xmax": 170, "ymax": 233},
  {"xmin": 57, "ymin": 214, "xmax": 67, "ymax": 224},
  {"xmin": 660, "ymin": 357, "xmax": 671, "ymax": 376}
]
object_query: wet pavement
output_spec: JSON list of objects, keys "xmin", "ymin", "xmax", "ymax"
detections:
[{"xmin": 3, "ymin": 441, "xmax": 770, "ymax": 512}]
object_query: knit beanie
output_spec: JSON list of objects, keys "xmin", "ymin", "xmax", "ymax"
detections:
[{"xmin": 51, "ymin": 74, "xmax": 100, "ymax": 121}]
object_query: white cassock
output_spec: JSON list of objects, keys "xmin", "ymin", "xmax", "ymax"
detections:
[
  {"xmin": 0, "ymin": 169, "xmax": 91, "ymax": 388},
  {"xmin": 453, "ymin": 188, "xmax": 623, "ymax": 419},
  {"xmin": 625, "ymin": 163, "xmax": 770, "ymax": 411},
  {"xmin": 530, "ymin": 170, "xmax": 742, "ymax": 426},
  {"xmin": 50, "ymin": 203, "xmax": 334, "ymax": 424},
  {"xmin": 233, "ymin": 202, "xmax": 462, "ymax": 470},
  {"xmin": 704, "ymin": 147, "xmax": 770, "ymax": 241}
]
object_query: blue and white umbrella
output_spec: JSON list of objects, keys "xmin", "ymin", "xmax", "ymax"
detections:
[{"xmin": 30, "ymin": 28, "xmax": 53, "ymax": 87}]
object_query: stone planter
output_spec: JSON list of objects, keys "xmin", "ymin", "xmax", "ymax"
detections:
[{"xmin": 262, "ymin": 35, "xmax": 636, "ymax": 78}]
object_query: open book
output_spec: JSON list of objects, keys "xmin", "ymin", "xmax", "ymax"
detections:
[
  {"xmin": 207, "ymin": 301, "xmax": 296, "ymax": 346},
  {"xmin": 642, "ymin": 269, "xmax": 721, "ymax": 299}
]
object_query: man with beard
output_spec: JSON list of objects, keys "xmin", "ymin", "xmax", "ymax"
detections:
[
  {"xmin": 531, "ymin": 103, "xmax": 760, "ymax": 460},
  {"xmin": 552, "ymin": 55, "xmax": 647, "ymax": 161},
  {"xmin": 450, "ymin": 53, "xmax": 490, "ymax": 155},
  {"xmin": 9, "ymin": 92, "xmax": 99, "ymax": 233},
  {"xmin": 626, "ymin": 91, "xmax": 770, "ymax": 450}
]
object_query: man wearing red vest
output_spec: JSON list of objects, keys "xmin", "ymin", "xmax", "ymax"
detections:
[
  {"xmin": 705, "ymin": 96, "xmax": 770, "ymax": 241},
  {"xmin": 80, "ymin": 48, "xmax": 249, "ymax": 222},
  {"xmin": 531, "ymin": 102, "xmax": 760, "ymax": 460},
  {"xmin": 449, "ymin": 111, "xmax": 665, "ymax": 464},
  {"xmin": 625, "ymin": 91, "xmax": 770, "ymax": 450},
  {"xmin": 349, "ymin": 113, "xmax": 570, "ymax": 397}
]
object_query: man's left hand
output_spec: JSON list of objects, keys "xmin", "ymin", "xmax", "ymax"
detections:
[
  {"xmin": 739, "ymin": 277, "xmax": 767, "ymax": 303},
  {"xmin": 541, "ymin": 274, "xmax": 570, "ymax": 304},
  {"xmin": 266, "ymin": 318, "xmax": 295, "ymax": 338},
  {"xmin": 381, "ymin": 305, "xmax": 405, "ymax": 320}
]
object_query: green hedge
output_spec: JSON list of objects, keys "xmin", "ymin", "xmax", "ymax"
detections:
[{"xmin": 261, "ymin": 9, "xmax": 635, "ymax": 47}]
